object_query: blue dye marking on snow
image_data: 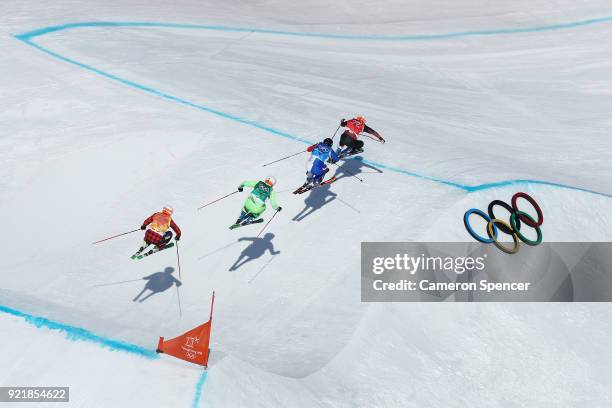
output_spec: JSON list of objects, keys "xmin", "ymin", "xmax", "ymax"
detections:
[
  {"xmin": 15, "ymin": 38, "xmax": 310, "ymax": 145},
  {"xmin": 0, "ymin": 304, "xmax": 159, "ymax": 359},
  {"xmin": 466, "ymin": 179, "xmax": 612, "ymax": 196},
  {"xmin": 356, "ymin": 159, "xmax": 612, "ymax": 198},
  {"xmin": 14, "ymin": 16, "xmax": 612, "ymax": 42},
  {"xmin": 191, "ymin": 371, "xmax": 208, "ymax": 408},
  {"xmin": 12, "ymin": 19, "xmax": 612, "ymax": 198}
]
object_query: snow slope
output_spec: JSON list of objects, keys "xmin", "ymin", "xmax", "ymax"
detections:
[{"xmin": 1, "ymin": 0, "xmax": 612, "ymax": 406}]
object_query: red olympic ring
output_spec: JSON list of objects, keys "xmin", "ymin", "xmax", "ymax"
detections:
[{"xmin": 512, "ymin": 192, "xmax": 543, "ymax": 227}]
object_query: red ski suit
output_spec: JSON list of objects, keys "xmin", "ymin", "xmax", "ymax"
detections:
[
  {"xmin": 343, "ymin": 118, "xmax": 382, "ymax": 140},
  {"xmin": 141, "ymin": 212, "xmax": 181, "ymax": 248}
]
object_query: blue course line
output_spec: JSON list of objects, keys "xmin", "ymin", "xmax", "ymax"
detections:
[
  {"xmin": 13, "ymin": 16, "xmax": 612, "ymax": 41},
  {"xmin": 16, "ymin": 38, "xmax": 310, "ymax": 145},
  {"xmin": 191, "ymin": 371, "xmax": 208, "ymax": 408},
  {"xmin": 12, "ymin": 20, "xmax": 612, "ymax": 198},
  {"xmin": 358, "ymin": 160, "xmax": 612, "ymax": 197},
  {"xmin": 0, "ymin": 304, "xmax": 159, "ymax": 359}
]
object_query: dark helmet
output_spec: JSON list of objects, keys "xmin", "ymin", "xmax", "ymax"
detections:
[{"xmin": 323, "ymin": 138, "xmax": 333, "ymax": 147}]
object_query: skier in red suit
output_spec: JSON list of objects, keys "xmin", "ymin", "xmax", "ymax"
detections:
[
  {"xmin": 338, "ymin": 115, "xmax": 385, "ymax": 157},
  {"xmin": 132, "ymin": 206, "xmax": 181, "ymax": 259}
]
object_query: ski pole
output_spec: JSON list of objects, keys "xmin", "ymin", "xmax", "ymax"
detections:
[
  {"xmin": 362, "ymin": 133, "xmax": 385, "ymax": 143},
  {"xmin": 330, "ymin": 125, "xmax": 341, "ymax": 141},
  {"xmin": 175, "ymin": 240, "xmax": 183, "ymax": 317},
  {"xmin": 175, "ymin": 240, "xmax": 182, "ymax": 281},
  {"xmin": 176, "ymin": 284, "xmax": 183, "ymax": 317},
  {"xmin": 332, "ymin": 161, "xmax": 364, "ymax": 182},
  {"xmin": 197, "ymin": 190, "xmax": 239, "ymax": 210},
  {"xmin": 92, "ymin": 228, "xmax": 140, "ymax": 245},
  {"xmin": 262, "ymin": 150, "xmax": 306, "ymax": 167},
  {"xmin": 257, "ymin": 209, "xmax": 281, "ymax": 238}
]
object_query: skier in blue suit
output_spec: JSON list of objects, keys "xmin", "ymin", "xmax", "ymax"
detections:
[{"xmin": 300, "ymin": 138, "xmax": 339, "ymax": 190}]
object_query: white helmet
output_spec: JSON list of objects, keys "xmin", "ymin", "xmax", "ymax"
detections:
[
  {"xmin": 162, "ymin": 205, "xmax": 174, "ymax": 216},
  {"xmin": 264, "ymin": 176, "xmax": 276, "ymax": 187}
]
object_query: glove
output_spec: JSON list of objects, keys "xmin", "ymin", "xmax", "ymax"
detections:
[
  {"xmin": 340, "ymin": 119, "xmax": 347, "ymax": 127},
  {"xmin": 140, "ymin": 225, "xmax": 146, "ymax": 230},
  {"xmin": 175, "ymin": 236, "xmax": 181, "ymax": 241},
  {"xmin": 276, "ymin": 206, "xmax": 282, "ymax": 212},
  {"xmin": 379, "ymin": 137, "xmax": 386, "ymax": 144},
  {"xmin": 238, "ymin": 186, "xmax": 244, "ymax": 192}
]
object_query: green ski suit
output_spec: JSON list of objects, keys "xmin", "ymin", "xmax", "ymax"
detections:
[{"xmin": 239, "ymin": 180, "xmax": 279, "ymax": 218}]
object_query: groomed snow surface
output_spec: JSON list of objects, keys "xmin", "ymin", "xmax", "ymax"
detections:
[{"xmin": 2, "ymin": 1, "xmax": 612, "ymax": 407}]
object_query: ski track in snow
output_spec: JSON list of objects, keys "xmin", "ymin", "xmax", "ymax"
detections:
[
  {"xmin": 13, "ymin": 19, "xmax": 612, "ymax": 199},
  {"xmin": 4, "ymin": 12, "xmax": 612, "ymax": 407}
]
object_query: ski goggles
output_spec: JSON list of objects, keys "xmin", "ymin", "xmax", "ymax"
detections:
[{"xmin": 463, "ymin": 192, "xmax": 544, "ymax": 254}]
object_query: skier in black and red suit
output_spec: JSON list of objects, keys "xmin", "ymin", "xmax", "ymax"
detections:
[
  {"xmin": 132, "ymin": 206, "xmax": 182, "ymax": 258},
  {"xmin": 337, "ymin": 115, "xmax": 385, "ymax": 157}
]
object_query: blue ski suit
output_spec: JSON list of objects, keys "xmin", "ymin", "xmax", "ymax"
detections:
[{"xmin": 305, "ymin": 142, "xmax": 339, "ymax": 183}]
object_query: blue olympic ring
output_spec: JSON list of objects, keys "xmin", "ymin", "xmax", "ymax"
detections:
[{"xmin": 463, "ymin": 208, "xmax": 498, "ymax": 243}]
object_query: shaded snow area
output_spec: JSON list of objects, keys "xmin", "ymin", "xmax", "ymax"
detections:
[{"xmin": 1, "ymin": 0, "xmax": 612, "ymax": 407}]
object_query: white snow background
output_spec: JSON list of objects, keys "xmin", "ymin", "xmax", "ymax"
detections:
[{"xmin": 1, "ymin": 1, "xmax": 612, "ymax": 407}]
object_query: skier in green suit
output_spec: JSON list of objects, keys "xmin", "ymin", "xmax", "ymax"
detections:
[{"xmin": 230, "ymin": 176, "xmax": 282, "ymax": 229}]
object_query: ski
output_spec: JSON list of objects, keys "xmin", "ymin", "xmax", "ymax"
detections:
[
  {"xmin": 293, "ymin": 182, "xmax": 310, "ymax": 195},
  {"xmin": 337, "ymin": 149, "xmax": 364, "ymax": 160},
  {"xmin": 229, "ymin": 218, "xmax": 264, "ymax": 230},
  {"xmin": 296, "ymin": 176, "xmax": 338, "ymax": 194},
  {"xmin": 132, "ymin": 242, "xmax": 175, "ymax": 260}
]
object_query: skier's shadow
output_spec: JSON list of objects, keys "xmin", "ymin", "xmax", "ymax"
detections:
[
  {"xmin": 293, "ymin": 183, "xmax": 337, "ymax": 222},
  {"xmin": 333, "ymin": 155, "xmax": 383, "ymax": 180},
  {"xmin": 229, "ymin": 233, "xmax": 280, "ymax": 271},
  {"xmin": 133, "ymin": 267, "xmax": 182, "ymax": 303}
]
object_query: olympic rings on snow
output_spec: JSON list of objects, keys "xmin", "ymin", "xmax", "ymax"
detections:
[{"xmin": 463, "ymin": 192, "xmax": 544, "ymax": 254}]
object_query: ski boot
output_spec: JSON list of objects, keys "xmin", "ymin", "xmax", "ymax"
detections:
[{"xmin": 131, "ymin": 246, "xmax": 147, "ymax": 260}]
